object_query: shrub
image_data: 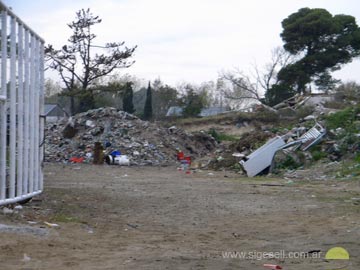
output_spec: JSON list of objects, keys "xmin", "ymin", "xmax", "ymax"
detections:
[
  {"xmin": 325, "ymin": 106, "xmax": 359, "ymax": 131},
  {"xmin": 208, "ymin": 128, "xmax": 238, "ymax": 142}
]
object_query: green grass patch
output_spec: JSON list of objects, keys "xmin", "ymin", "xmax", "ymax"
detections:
[
  {"xmin": 335, "ymin": 161, "xmax": 360, "ymax": 179},
  {"xmin": 325, "ymin": 106, "xmax": 360, "ymax": 132},
  {"xmin": 50, "ymin": 213, "xmax": 84, "ymax": 224},
  {"xmin": 310, "ymin": 145, "xmax": 327, "ymax": 161},
  {"xmin": 208, "ymin": 128, "xmax": 239, "ymax": 142},
  {"xmin": 275, "ymin": 154, "xmax": 302, "ymax": 170}
]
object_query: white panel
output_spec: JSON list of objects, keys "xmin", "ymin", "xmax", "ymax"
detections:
[
  {"xmin": 23, "ymin": 29, "xmax": 30, "ymax": 194},
  {"xmin": 28, "ymin": 34, "xmax": 35, "ymax": 193},
  {"xmin": 17, "ymin": 23, "xmax": 24, "ymax": 196},
  {"xmin": 0, "ymin": 10, "xmax": 7, "ymax": 200},
  {"xmin": 34, "ymin": 39, "xmax": 40, "ymax": 191},
  {"xmin": 9, "ymin": 16, "xmax": 17, "ymax": 198},
  {"xmin": 39, "ymin": 43, "xmax": 45, "ymax": 190}
]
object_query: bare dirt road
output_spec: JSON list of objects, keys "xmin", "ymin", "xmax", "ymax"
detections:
[{"xmin": 0, "ymin": 164, "xmax": 359, "ymax": 269}]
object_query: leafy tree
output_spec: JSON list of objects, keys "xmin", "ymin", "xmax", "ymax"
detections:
[
  {"xmin": 122, "ymin": 82, "xmax": 135, "ymax": 114},
  {"xmin": 143, "ymin": 82, "xmax": 153, "ymax": 120},
  {"xmin": 334, "ymin": 81, "xmax": 360, "ymax": 102},
  {"xmin": 313, "ymin": 71, "xmax": 340, "ymax": 93},
  {"xmin": 44, "ymin": 78, "xmax": 62, "ymax": 98},
  {"xmin": 181, "ymin": 86, "xmax": 206, "ymax": 117},
  {"xmin": 278, "ymin": 7, "xmax": 360, "ymax": 93},
  {"xmin": 265, "ymin": 84, "xmax": 296, "ymax": 107},
  {"xmin": 45, "ymin": 8, "xmax": 137, "ymax": 114},
  {"xmin": 152, "ymin": 81, "xmax": 180, "ymax": 119}
]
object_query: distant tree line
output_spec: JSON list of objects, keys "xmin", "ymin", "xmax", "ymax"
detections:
[{"xmin": 45, "ymin": 7, "xmax": 360, "ymax": 119}]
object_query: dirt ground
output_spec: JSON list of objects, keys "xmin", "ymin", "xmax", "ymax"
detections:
[{"xmin": 0, "ymin": 163, "xmax": 359, "ymax": 270}]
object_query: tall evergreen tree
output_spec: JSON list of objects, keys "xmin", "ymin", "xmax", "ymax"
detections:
[
  {"xmin": 122, "ymin": 82, "xmax": 135, "ymax": 114},
  {"xmin": 143, "ymin": 82, "xmax": 153, "ymax": 120}
]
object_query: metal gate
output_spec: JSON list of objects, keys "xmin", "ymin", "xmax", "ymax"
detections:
[{"xmin": 0, "ymin": 1, "xmax": 44, "ymax": 205}]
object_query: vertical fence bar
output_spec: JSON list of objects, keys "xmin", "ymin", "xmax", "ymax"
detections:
[
  {"xmin": 23, "ymin": 29, "xmax": 29, "ymax": 194},
  {"xmin": 34, "ymin": 39, "xmax": 39, "ymax": 191},
  {"xmin": 9, "ymin": 15, "xmax": 17, "ymax": 198},
  {"xmin": 0, "ymin": 10, "xmax": 7, "ymax": 200},
  {"xmin": 39, "ymin": 42, "xmax": 44, "ymax": 190},
  {"xmin": 28, "ymin": 34, "xmax": 35, "ymax": 193},
  {"xmin": 17, "ymin": 22, "xmax": 24, "ymax": 197}
]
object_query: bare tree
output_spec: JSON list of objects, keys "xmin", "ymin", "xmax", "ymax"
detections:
[
  {"xmin": 45, "ymin": 8, "xmax": 137, "ymax": 114},
  {"xmin": 255, "ymin": 47, "xmax": 294, "ymax": 93},
  {"xmin": 220, "ymin": 47, "xmax": 295, "ymax": 110}
]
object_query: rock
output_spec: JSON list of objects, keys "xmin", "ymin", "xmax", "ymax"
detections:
[
  {"xmin": 2, "ymin": 207, "xmax": 14, "ymax": 214},
  {"xmin": 62, "ymin": 123, "xmax": 78, "ymax": 138},
  {"xmin": 85, "ymin": 120, "xmax": 95, "ymax": 128},
  {"xmin": 304, "ymin": 115, "xmax": 316, "ymax": 121}
]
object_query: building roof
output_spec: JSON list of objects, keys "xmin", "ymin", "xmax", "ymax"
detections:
[
  {"xmin": 166, "ymin": 106, "xmax": 228, "ymax": 117},
  {"xmin": 166, "ymin": 106, "xmax": 183, "ymax": 117},
  {"xmin": 45, "ymin": 104, "xmax": 57, "ymax": 115},
  {"xmin": 199, "ymin": 107, "xmax": 227, "ymax": 117},
  {"xmin": 44, "ymin": 104, "xmax": 68, "ymax": 116}
]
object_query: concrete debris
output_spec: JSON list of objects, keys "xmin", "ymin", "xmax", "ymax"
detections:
[
  {"xmin": 45, "ymin": 107, "xmax": 217, "ymax": 165},
  {"xmin": 22, "ymin": 253, "xmax": 31, "ymax": 262},
  {"xmin": 0, "ymin": 223, "xmax": 48, "ymax": 236},
  {"xmin": 273, "ymin": 93, "xmax": 334, "ymax": 111},
  {"xmin": 303, "ymin": 115, "xmax": 316, "ymax": 121},
  {"xmin": 2, "ymin": 207, "xmax": 14, "ymax": 214}
]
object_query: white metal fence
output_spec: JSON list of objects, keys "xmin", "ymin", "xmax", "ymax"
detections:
[{"xmin": 0, "ymin": 1, "xmax": 44, "ymax": 205}]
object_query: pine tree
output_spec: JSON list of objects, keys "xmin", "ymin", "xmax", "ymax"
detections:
[
  {"xmin": 122, "ymin": 82, "xmax": 135, "ymax": 114},
  {"xmin": 45, "ymin": 9, "xmax": 137, "ymax": 114},
  {"xmin": 143, "ymin": 82, "xmax": 153, "ymax": 120}
]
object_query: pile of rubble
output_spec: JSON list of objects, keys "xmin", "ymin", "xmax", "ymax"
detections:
[{"xmin": 45, "ymin": 107, "xmax": 217, "ymax": 165}]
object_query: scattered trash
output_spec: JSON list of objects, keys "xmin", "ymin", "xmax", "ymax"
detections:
[
  {"xmin": 240, "ymin": 123, "xmax": 326, "ymax": 177},
  {"xmin": 126, "ymin": 223, "xmax": 139, "ymax": 229},
  {"xmin": 44, "ymin": 221, "xmax": 60, "ymax": 228},
  {"xmin": 0, "ymin": 224, "xmax": 48, "ymax": 236},
  {"xmin": 118, "ymin": 155, "xmax": 130, "ymax": 166},
  {"xmin": 2, "ymin": 207, "xmax": 14, "ymax": 214},
  {"xmin": 304, "ymin": 115, "xmax": 316, "ymax": 121},
  {"xmin": 69, "ymin": 157, "xmax": 85, "ymax": 163},
  {"xmin": 22, "ymin": 253, "xmax": 31, "ymax": 262},
  {"xmin": 45, "ymin": 107, "xmax": 217, "ymax": 166},
  {"xmin": 85, "ymin": 119, "xmax": 95, "ymax": 128},
  {"xmin": 240, "ymin": 136, "xmax": 286, "ymax": 177},
  {"xmin": 263, "ymin": 264, "xmax": 282, "ymax": 269},
  {"xmin": 177, "ymin": 149, "xmax": 184, "ymax": 161},
  {"xmin": 14, "ymin": 205, "xmax": 23, "ymax": 210},
  {"xmin": 27, "ymin": 221, "xmax": 38, "ymax": 225},
  {"xmin": 232, "ymin": 152, "xmax": 246, "ymax": 158}
]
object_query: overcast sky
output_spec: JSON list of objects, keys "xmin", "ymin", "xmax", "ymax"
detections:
[{"xmin": 3, "ymin": 0, "xmax": 360, "ymax": 86}]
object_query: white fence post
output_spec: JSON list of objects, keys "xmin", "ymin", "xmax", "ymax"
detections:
[{"xmin": 0, "ymin": 9, "xmax": 7, "ymax": 201}]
